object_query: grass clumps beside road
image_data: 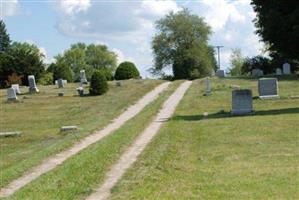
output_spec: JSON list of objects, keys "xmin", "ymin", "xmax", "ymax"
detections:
[
  {"xmin": 110, "ymin": 77, "xmax": 299, "ymax": 199},
  {"xmin": 0, "ymin": 79, "xmax": 163, "ymax": 188},
  {"xmin": 6, "ymin": 81, "xmax": 183, "ymax": 200}
]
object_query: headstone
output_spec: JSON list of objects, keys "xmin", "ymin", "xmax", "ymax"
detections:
[
  {"xmin": 57, "ymin": 78, "xmax": 64, "ymax": 88},
  {"xmin": 252, "ymin": 69, "xmax": 264, "ymax": 77},
  {"xmin": 231, "ymin": 89, "xmax": 254, "ymax": 115},
  {"xmin": 60, "ymin": 126, "xmax": 78, "ymax": 132},
  {"xmin": 58, "ymin": 92, "xmax": 64, "ymax": 97},
  {"xmin": 7, "ymin": 88, "xmax": 18, "ymax": 101},
  {"xmin": 116, "ymin": 81, "xmax": 122, "ymax": 87},
  {"xmin": 80, "ymin": 70, "xmax": 88, "ymax": 84},
  {"xmin": 28, "ymin": 75, "xmax": 39, "ymax": 93},
  {"xmin": 276, "ymin": 68, "xmax": 282, "ymax": 75},
  {"xmin": 77, "ymin": 87, "xmax": 84, "ymax": 96},
  {"xmin": 216, "ymin": 70, "xmax": 225, "ymax": 78},
  {"xmin": 258, "ymin": 78, "xmax": 279, "ymax": 99},
  {"xmin": 0, "ymin": 131, "xmax": 22, "ymax": 137},
  {"xmin": 205, "ymin": 77, "xmax": 211, "ymax": 95},
  {"xmin": 11, "ymin": 84, "xmax": 21, "ymax": 94},
  {"xmin": 55, "ymin": 79, "xmax": 67, "ymax": 86},
  {"xmin": 282, "ymin": 63, "xmax": 291, "ymax": 74}
]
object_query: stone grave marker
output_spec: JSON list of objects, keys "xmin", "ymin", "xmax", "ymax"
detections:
[
  {"xmin": 276, "ymin": 68, "xmax": 282, "ymax": 75},
  {"xmin": 80, "ymin": 70, "xmax": 88, "ymax": 84},
  {"xmin": 216, "ymin": 70, "xmax": 225, "ymax": 78},
  {"xmin": 11, "ymin": 84, "xmax": 21, "ymax": 94},
  {"xmin": 231, "ymin": 89, "xmax": 254, "ymax": 115},
  {"xmin": 77, "ymin": 87, "xmax": 84, "ymax": 96},
  {"xmin": 60, "ymin": 126, "xmax": 78, "ymax": 132},
  {"xmin": 7, "ymin": 88, "xmax": 18, "ymax": 102},
  {"xmin": 282, "ymin": 63, "xmax": 291, "ymax": 74},
  {"xmin": 28, "ymin": 75, "xmax": 39, "ymax": 93},
  {"xmin": 252, "ymin": 69, "xmax": 264, "ymax": 77},
  {"xmin": 57, "ymin": 78, "xmax": 64, "ymax": 88},
  {"xmin": 258, "ymin": 78, "xmax": 279, "ymax": 99},
  {"xmin": 205, "ymin": 77, "xmax": 211, "ymax": 95}
]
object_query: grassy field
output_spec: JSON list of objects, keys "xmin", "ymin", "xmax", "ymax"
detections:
[
  {"xmin": 0, "ymin": 79, "xmax": 163, "ymax": 188},
  {"xmin": 110, "ymin": 76, "xmax": 299, "ymax": 199},
  {"xmin": 5, "ymin": 81, "xmax": 183, "ymax": 200}
]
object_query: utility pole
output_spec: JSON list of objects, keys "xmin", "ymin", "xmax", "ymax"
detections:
[{"xmin": 213, "ymin": 46, "xmax": 224, "ymax": 70}]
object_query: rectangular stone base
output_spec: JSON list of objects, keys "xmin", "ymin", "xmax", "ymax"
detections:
[
  {"xmin": 259, "ymin": 95, "xmax": 279, "ymax": 99},
  {"xmin": 60, "ymin": 126, "xmax": 78, "ymax": 132},
  {"xmin": 0, "ymin": 131, "xmax": 22, "ymax": 137}
]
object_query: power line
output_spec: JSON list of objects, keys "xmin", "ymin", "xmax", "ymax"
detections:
[{"xmin": 213, "ymin": 45, "xmax": 224, "ymax": 70}]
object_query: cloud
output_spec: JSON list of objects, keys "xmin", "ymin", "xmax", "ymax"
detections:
[
  {"xmin": 56, "ymin": 0, "xmax": 91, "ymax": 16},
  {"xmin": 1, "ymin": 0, "xmax": 19, "ymax": 17},
  {"xmin": 112, "ymin": 48, "xmax": 135, "ymax": 65}
]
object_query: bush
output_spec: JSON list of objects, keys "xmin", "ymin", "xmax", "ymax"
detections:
[
  {"xmin": 89, "ymin": 71, "xmax": 108, "ymax": 95},
  {"xmin": 6, "ymin": 73, "xmax": 23, "ymax": 86},
  {"xmin": 114, "ymin": 61, "xmax": 140, "ymax": 80},
  {"xmin": 38, "ymin": 72, "xmax": 53, "ymax": 85},
  {"xmin": 47, "ymin": 63, "xmax": 73, "ymax": 82}
]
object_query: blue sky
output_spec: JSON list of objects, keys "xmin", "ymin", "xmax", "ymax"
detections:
[{"xmin": 1, "ymin": 0, "xmax": 265, "ymax": 77}]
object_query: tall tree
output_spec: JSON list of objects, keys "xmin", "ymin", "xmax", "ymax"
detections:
[
  {"xmin": 151, "ymin": 9, "xmax": 216, "ymax": 79},
  {"xmin": 251, "ymin": 1, "xmax": 299, "ymax": 60},
  {"xmin": 229, "ymin": 48, "xmax": 244, "ymax": 76},
  {"xmin": 0, "ymin": 20, "xmax": 11, "ymax": 52}
]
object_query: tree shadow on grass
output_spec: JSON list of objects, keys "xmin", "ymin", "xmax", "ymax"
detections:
[{"xmin": 172, "ymin": 107, "xmax": 299, "ymax": 121}]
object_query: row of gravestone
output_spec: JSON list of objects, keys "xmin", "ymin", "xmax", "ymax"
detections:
[
  {"xmin": 204, "ymin": 77, "xmax": 279, "ymax": 115},
  {"xmin": 6, "ymin": 70, "xmax": 89, "ymax": 101},
  {"xmin": 215, "ymin": 63, "xmax": 292, "ymax": 78}
]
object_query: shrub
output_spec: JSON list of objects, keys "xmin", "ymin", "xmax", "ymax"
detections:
[
  {"xmin": 114, "ymin": 61, "xmax": 140, "ymax": 80},
  {"xmin": 89, "ymin": 71, "xmax": 108, "ymax": 95},
  {"xmin": 6, "ymin": 73, "xmax": 23, "ymax": 86},
  {"xmin": 38, "ymin": 72, "xmax": 53, "ymax": 85}
]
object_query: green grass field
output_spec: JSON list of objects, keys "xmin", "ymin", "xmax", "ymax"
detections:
[
  {"xmin": 5, "ymin": 81, "xmax": 182, "ymax": 200},
  {"xmin": 110, "ymin": 76, "xmax": 299, "ymax": 199},
  {"xmin": 0, "ymin": 80, "xmax": 163, "ymax": 189}
]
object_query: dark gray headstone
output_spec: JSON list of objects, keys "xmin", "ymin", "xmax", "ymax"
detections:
[
  {"xmin": 28, "ymin": 75, "xmax": 39, "ymax": 93},
  {"xmin": 58, "ymin": 78, "xmax": 64, "ymax": 88},
  {"xmin": 258, "ymin": 78, "xmax": 279, "ymax": 98},
  {"xmin": 7, "ymin": 88, "xmax": 18, "ymax": 101},
  {"xmin": 205, "ymin": 77, "xmax": 211, "ymax": 95},
  {"xmin": 216, "ymin": 70, "xmax": 225, "ymax": 78},
  {"xmin": 276, "ymin": 68, "xmax": 282, "ymax": 75},
  {"xmin": 252, "ymin": 69, "xmax": 263, "ymax": 77},
  {"xmin": 11, "ymin": 84, "xmax": 21, "ymax": 94},
  {"xmin": 231, "ymin": 89, "xmax": 253, "ymax": 115},
  {"xmin": 282, "ymin": 63, "xmax": 291, "ymax": 74},
  {"xmin": 80, "ymin": 70, "xmax": 88, "ymax": 84}
]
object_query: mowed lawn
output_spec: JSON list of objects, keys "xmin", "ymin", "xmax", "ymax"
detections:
[
  {"xmin": 0, "ymin": 79, "xmax": 163, "ymax": 188},
  {"xmin": 110, "ymin": 76, "xmax": 299, "ymax": 199}
]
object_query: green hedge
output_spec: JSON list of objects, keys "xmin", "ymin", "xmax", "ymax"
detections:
[{"xmin": 114, "ymin": 61, "xmax": 140, "ymax": 80}]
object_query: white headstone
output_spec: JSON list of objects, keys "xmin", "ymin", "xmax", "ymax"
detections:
[
  {"xmin": 258, "ymin": 78, "xmax": 279, "ymax": 99},
  {"xmin": 252, "ymin": 69, "xmax": 264, "ymax": 77},
  {"xmin": 77, "ymin": 87, "xmax": 84, "ymax": 96},
  {"xmin": 231, "ymin": 89, "xmax": 253, "ymax": 115},
  {"xmin": 28, "ymin": 75, "xmax": 39, "ymax": 93},
  {"xmin": 57, "ymin": 78, "xmax": 64, "ymax": 88},
  {"xmin": 80, "ymin": 70, "xmax": 88, "ymax": 84},
  {"xmin": 205, "ymin": 77, "xmax": 212, "ymax": 95},
  {"xmin": 11, "ymin": 84, "xmax": 21, "ymax": 94},
  {"xmin": 7, "ymin": 88, "xmax": 18, "ymax": 101},
  {"xmin": 216, "ymin": 70, "xmax": 225, "ymax": 78},
  {"xmin": 282, "ymin": 63, "xmax": 291, "ymax": 74},
  {"xmin": 276, "ymin": 68, "xmax": 282, "ymax": 75}
]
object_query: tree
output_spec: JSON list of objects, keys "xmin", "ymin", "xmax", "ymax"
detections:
[
  {"xmin": 151, "ymin": 9, "xmax": 215, "ymax": 79},
  {"xmin": 114, "ymin": 61, "xmax": 140, "ymax": 80},
  {"xmin": 229, "ymin": 48, "xmax": 245, "ymax": 76},
  {"xmin": 241, "ymin": 55, "xmax": 272, "ymax": 75},
  {"xmin": 1, "ymin": 42, "xmax": 45, "ymax": 86},
  {"xmin": 89, "ymin": 70, "xmax": 108, "ymax": 95},
  {"xmin": 47, "ymin": 62, "xmax": 73, "ymax": 82},
  {"xmin": 251, "ymin": 1, "xmax": 299, "ymax": 61},
  {"xmin": 0, "ymin": 20, "xmax": 11, "ymax": 52},
  {"xmin": 55, "ymin": 43, "xmax": 117, "ymax": 81}
]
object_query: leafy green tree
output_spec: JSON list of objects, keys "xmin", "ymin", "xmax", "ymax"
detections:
[
  {"xmin": 151, "ymin": 9, "xmax": 215, "ymax": 79},
  {"xmin": 47, "ymin": 62, "xmax": 73, "ymax": 82},
  {"xmin": 89, "ymin": 70, "xmax": 108, "ymax": 95},
  {"xmin": 251, "ymin": 1, "xmax": 299, "ymax": 60},
  {"xmin": 0, "ymin": 20, "xmax": 10, "ymax": 52},
  {"xmin": 115, "ymin": 61, "xmax": 140, "ymax": 80},
  {"xmin": 241, "ymin": 55, "xmax": 272, "ymax": 75},
  {"xmin": 229, "ymin": 48, "xmax": 245, "ymax": 76}
]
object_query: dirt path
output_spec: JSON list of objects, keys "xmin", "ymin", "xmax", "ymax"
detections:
[
  {"xmin": 86, "ymin": 81, "xmax": 192, "ymax": 200},
  {"xmin": 0, "ymin": 82, "xmax": 171, "ymax": 198}
]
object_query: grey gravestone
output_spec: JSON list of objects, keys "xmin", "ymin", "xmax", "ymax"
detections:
[
  {"xmin": 258, "ymin": 78, "xmax": 279, "ymax": 99},
  {"xmin": 57, "ymin": 78, "xmax": 64, "ymax": 88},
  {"xmin": 116, "ymin": 81, "xmax": 122, "ymax": 87},
  {"xmin": 55, "ymin": 79, "xmax": 67, "ymax": 86},
  {"xmin": 216, "ymin": 70, "xmax": 225, "ymax": 78},
  {"xmin": 58, "ymin": 92, "xmax": 64, "ymax": 97},
  {"xmin": 252, "ymin": 69, "xmax": 264, "ymax": 77},
  {"xmin": 60, "ymin": 126, "xmax": 77, "ymax": 132},
  {"xmin": 282, "ymin": 63, "xmax": 291, "ymax": 74},
  {"xmin": 231, "ymin": 89, "xmax": 253, "ymax": 115},
  {"xmin": 77, "ymin": 87, "xmax": 84, "ymax": 96},
  {"xmin": 80, "ymin": 70, "xmax": 88, "ymax": 84},
  {"xmin": 28, "ymin": 75, "xmax": 39, "ymax": 93},
  {"xmin": 7, "ymin": 88, "xmax": 18, "ymax": 101},
  {"xmin": 205, "ymin": 77, "xmax": 212, "ymax": 95},
  {"xmin": 0, "ymin": 131, "xmax": 22, "ymax": 137},
  {"xmin": 11, "ymin": 84, "xmax": 21, "ymax": 94},
  {"xmin": 276, "ymin": 68, "xmax": 282, "ymax": 75}
]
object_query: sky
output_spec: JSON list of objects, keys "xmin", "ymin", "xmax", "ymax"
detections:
[{"xmin": 1, "ymin": 0, "xmax": 265, "ymax": 77}]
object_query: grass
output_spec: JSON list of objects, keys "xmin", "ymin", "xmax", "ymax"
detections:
[
  {"xmin": 0, "ymin": 79, "xmax": 163, "ymax": 188},
  {"xmin": 4, "ymin": 80, "xmax": 183, "ymax": 200},
  {"xmin": 110, "ymin": 77, "xmax": 299, "ymax": 199}
]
